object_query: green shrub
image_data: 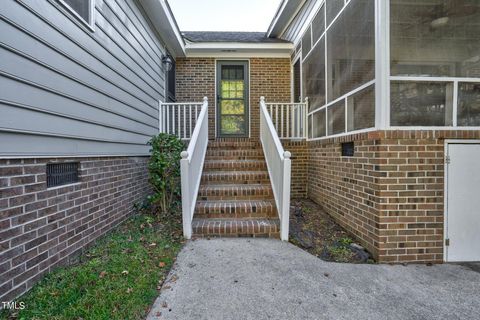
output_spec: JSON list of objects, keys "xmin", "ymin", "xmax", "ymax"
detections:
[{"xmin": 147, "ymin": 133, "xmax": 185, "ymax": 216}]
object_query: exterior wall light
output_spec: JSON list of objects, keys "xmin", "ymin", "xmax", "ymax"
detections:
[{"xmin": 162, "ymin": 54, "xmax": 173, "ymax": 71}]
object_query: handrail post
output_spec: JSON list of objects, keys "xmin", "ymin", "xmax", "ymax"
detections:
[
  {"xmin": 158, "ymin": 100, "xmax": 162, "ymax": 133},
  {"xmin": 281, "ymin": 151, "xmax": 291, "ymax": 241},
  {"xmin": 180, "ymin": 151, "xmax": 192, "ymax": 239}
]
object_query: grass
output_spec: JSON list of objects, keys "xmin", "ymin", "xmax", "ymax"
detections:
[{"xmin": 0, "ymin": 213, "xmax": 183, "ymax": 320}]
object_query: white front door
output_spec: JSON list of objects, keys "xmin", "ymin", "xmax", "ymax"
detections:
[{"xmin": 446, "ymin": 143, "xmax": 480, "ymax": 262}]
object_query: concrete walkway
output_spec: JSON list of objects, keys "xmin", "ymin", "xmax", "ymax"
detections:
[{"xmin": 147, "ymin": 238, "xmax": 480, "ymax": 320}]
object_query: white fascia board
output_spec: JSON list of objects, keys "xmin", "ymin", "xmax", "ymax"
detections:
[
  {"xmin": 138, "ymin": 0, "xmax": 185, "ymax": 57},
  {"xmin": 186, "ymin": 42, "xmax": 293, "ymax": 50},
  {"xmin": 185, "ymin": 42, "xmax": 294, "ymax": 58}
]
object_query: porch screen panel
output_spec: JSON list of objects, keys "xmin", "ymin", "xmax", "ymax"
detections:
[
  {"xmin": 390, "ymin": 0, "xmax": 480, "ymax": 128},
  {"xmin": 327, "ymin": 101, "xmax": 345, "ymax": 135},
  {"xmin": 302, "ymin": 0, "xmax": 376, "ymax": 139},
  {"xmin": 311, "ymin": 109, "xmax": 326, "ymax": 138},
  {"xmin": 302, "ymin": 26, "xmax": 312, "ymax": 58},
  {"xmin": 458, "ymin": 83, "xmax": 480, "ymax": 126},
  {"xmin": 326, "ymin": 0, "xmax": 344, "ymax": 26},
  {"xmin": 347, "ymin": 85, "xmax": 375, "ymax": 132},
  {"xmin": 390, "ymin": 81, "xmax": 454, "ymax": 126},
  {"xmin": 390, "ymin": 0, "xmax": 480, "ymax": 78},
  {"xmin": 312, "ymin": 4, "xmax": 325, "ymax": 44},
  {"xmin": 303, "ymin": 37, "xmax": 325, "ymax": 111},
  {"xmin": 326, "ymin": 0, "xmax": 375, "ymax": 102}
]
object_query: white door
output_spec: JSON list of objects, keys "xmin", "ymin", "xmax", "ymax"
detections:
[{"xmin": 446, "ymin": 143, "xmax": 480, "ymax": 262}]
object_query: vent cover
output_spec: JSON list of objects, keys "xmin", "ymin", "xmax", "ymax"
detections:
[
  {"xmin": 341, "ymin": 142, "xmax": 354, "ymax": 157},
  {"xmin": 46, "ymin": 162, "xmax": 79, "ymax": 188}
]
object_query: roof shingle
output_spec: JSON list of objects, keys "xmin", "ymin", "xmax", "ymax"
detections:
[{"xmin": 182, "ymin": 31, "xmax": 290, "ymax": 43}]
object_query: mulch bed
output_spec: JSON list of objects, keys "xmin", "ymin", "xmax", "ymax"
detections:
[{"xmin": 289, "ymin": 199, "xmax": 375, "ymax": 263}]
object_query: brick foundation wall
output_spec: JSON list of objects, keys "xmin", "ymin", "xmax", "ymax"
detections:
[
  {"xmin": 0, "ymin": 157, "xmax": 149, "ymax": 301},
  {"xmin": 307, "ymin": 130, "xmax": 480, "ymax": 263}
]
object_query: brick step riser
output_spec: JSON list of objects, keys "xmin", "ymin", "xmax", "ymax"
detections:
[
  {"xmin": 205, "ymin": 156, "xmax": 266, "ymax": 161},
  {"xmin": 198, "ymin": 195, "xmax": 273, "ymax": 201},
  {"xmin": 206, "ymin": 151, "xmax": 264, "ymax": 158},
  {"xmin": 207, "ymin": 146, "xmax": 261, "ymax": 151},
  {"xmin": 201, "ymin": 178, "xmax": 270, "ymax": 185},
  {"xmin": 194, "ymin": 206, "xmax": 277, "ymax": 217},
  {"xmin": 193, "ymin": 233, "xmax": 279, "ymax": 239},
  {"xmin": 194, "ymin": 212, "xmax": 277, "ymax": 219},
  {"xmin": 203, "ymin": 163, "xmax": 267, "ymax": 171},
  {"xmin": 192, "ymin": 219, "xmax": 280, "ymax": 239}
]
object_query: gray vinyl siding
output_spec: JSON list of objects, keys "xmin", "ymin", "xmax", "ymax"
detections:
[
  {"xmin": 0, "ymin": 0, "xmax": 169, "ymax": 157},
  {"xmin": 281, "ymin": 0, "xmax": 317, "ymax": 44}
]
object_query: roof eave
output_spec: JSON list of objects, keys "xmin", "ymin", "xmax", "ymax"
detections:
[
  {"xmin": 138, "ymin": 0, "xmax": 186, "ymax": 57},
  {"xmin": 185, "ymin": 42, "xmax": 294, "ymax": 58},
  {"xmin": 267, "ymin": 0, "xmax": 305, "ymax": 38}
]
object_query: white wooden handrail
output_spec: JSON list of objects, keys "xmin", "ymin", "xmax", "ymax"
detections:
[
  {"xmin": 265, "ymin": 98, "xmax": 308, "ymax": 140},
  {"xmin": 179, "ymin": 97, "xmax": 208, "ymax": 238},
  {"xmin": 159, "ymin": 101, "xmax": 204, "ymax": 140},
  {"xmin": 260, "ymin": 96, "xmax": 291, "ymax": 241}
]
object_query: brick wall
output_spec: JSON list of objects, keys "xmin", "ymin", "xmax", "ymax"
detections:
[
  {"xmin": 176, "ymin": 58, "xmax": 216, "ymax": 139},
  {"xmin": 175, "ymin": 57, "xmax": 291, "ymax": 140},
  {"xmin": 307, "ymin": 130, "xmax": 480, "ymax": 264},
  {"xmin": 249, "ymin": 58, "xmax": 291, "ymax": 138},
  {"xmin": 0, "ymin": 157, "xmax": 149, "ymax": 301},
  {"xmin": 282, "ymin": 140, "xmax": 308, "ymax": 198}
]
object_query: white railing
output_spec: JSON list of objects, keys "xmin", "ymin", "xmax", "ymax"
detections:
[
  {"xmin": 179, "ymin": 97, "xmax": 209, "ymax": 238},
  {"xmin": 159, "ymin": 100, "xmax": 204, "ymax": 140},
  {"xmin": 265, "ymin": 98, "xmax": 308, "ymax": 140},
  {"xmin": 260, "ymin": 97, "xmax": 291, "ymax": 241}
]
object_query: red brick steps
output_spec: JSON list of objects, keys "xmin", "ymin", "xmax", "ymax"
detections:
[
  {"xmin": 192, "ymin": 139, "xmax": 279, "ymax": 239},
  {"xmin": 194, "ymin": 200, "xmax": 277, "ymax": 218},
  {"xmin": 203, "ymin": 159, "xmax": 266, "ymax": 171},
  {"xmin": 198, "ymin": 184, "xmax": 273, "ymax": 200},
  {"xmin": 192, "ymin": 218, "xmax": 280, "ymax": 238},
  {"xmin": 201, "ymin": 171, "xmax": 270, "ymax": 184}
]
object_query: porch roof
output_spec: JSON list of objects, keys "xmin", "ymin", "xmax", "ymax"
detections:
[{"xmin": 182, "ymin": 32, "xmax": 290, "ymax": 44}]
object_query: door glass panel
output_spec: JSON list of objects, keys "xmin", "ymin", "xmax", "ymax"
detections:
[
  {"xmin": 221, "ymin": 116, "xmax": 246, "ymax": 135},
  {"xmin": 221, "ymin": 100, "xmax": 244, "ymax": 115}
]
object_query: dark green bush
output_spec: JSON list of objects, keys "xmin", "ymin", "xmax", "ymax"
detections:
[{"xmin": 147, "ymin": 133, "xmax": 185, "ymax": 215}]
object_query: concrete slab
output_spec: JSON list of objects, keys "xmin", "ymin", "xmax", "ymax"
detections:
[{"xmin": 147, "ymin": 238, "xmax": 480, "ymax": 320}]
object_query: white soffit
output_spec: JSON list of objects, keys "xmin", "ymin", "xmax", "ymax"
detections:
[{"xmin": 185, "ymin": 42, "xmax": 294, "ymax": 58}]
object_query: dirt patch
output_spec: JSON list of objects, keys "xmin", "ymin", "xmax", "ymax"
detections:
[{"xmin": 289, "ymin": 199, "xmax": 374, "ymax": 264}]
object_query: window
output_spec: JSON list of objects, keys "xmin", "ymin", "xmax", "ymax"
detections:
[
  {"xmin": 46, "ymin": 162, "xmax": 80, "ymax": 188},
  {"xmin": 60, "ymin": 0, "xmax": 95, "ymax": 28},
  {"xmin": 166, "ymin": 57, "xmax": 176, "ymax": 102}
]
